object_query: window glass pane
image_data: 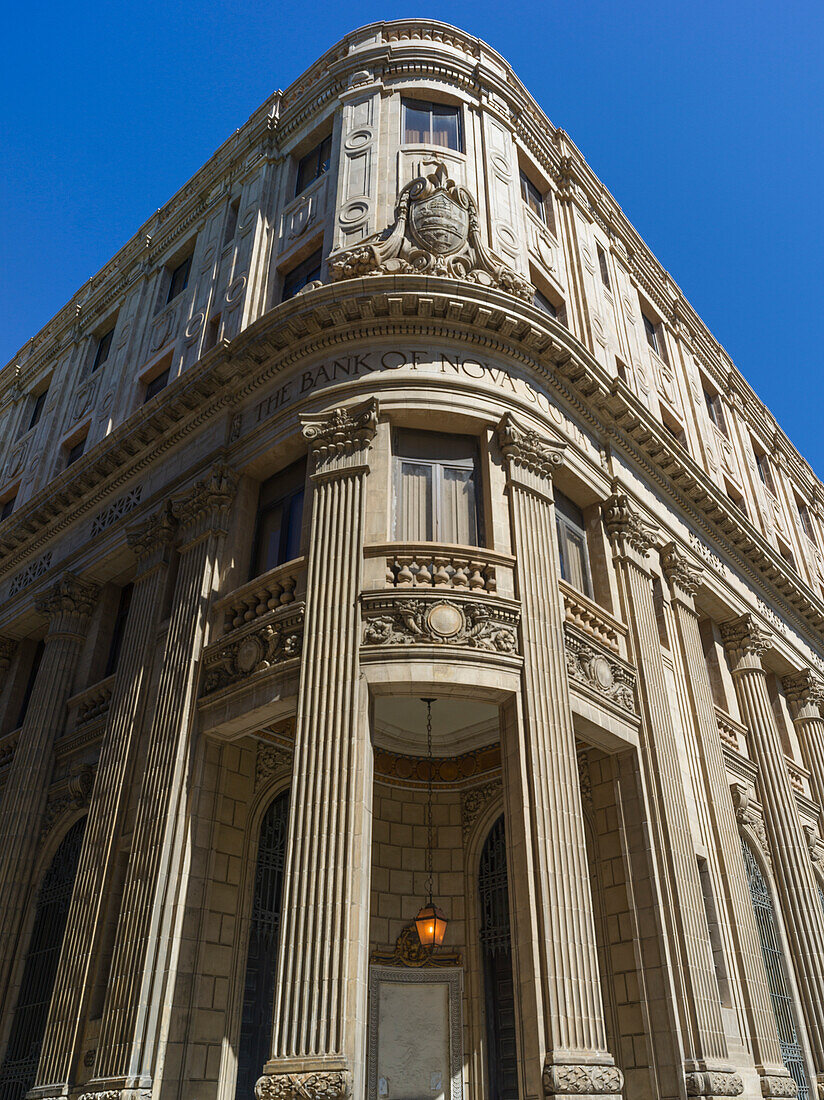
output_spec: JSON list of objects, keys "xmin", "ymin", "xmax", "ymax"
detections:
[
  {"xmin": 432, "ymin": 104, "xmax": 460, "ymax": 150},
  {"xmin": 533, "ymin": 289, "xmax": 557, "ymax": 318},
  {"xmin": 255, "ymin": 502, "xmax": 285, "ymax": 576},
  {"xmin": 399, "ymin": 462, "xmax": 433, "ymax": 540},
  {"xmin": 282, "ymin": 249, "xmax": 323, "ymax": 302},
  {"xmin": 562, "ymin": 524, "xmax": 589, "ymax": 594},
  {"xmin": 643, "ymin": 312, "xmax": 658, "ymax": 352},
  {"xmin": 441, "ymin": 466, "xmax": 477, "ymax": 545},
  {"xmin": 93, "ymin": 329, "xmax": 114, "ymax": 372},
  {"xmin": 283, "ymin": 489, "xmax": 304, "ymax": 562},
  {"xmin": 403, "ymin": 99, "xmax": 431, "ymax": 143}
]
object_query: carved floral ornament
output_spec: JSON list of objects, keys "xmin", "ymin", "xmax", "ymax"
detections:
[
  {"xmin": 541, "ymin": 1060, "xmax": 624, "ymax": 1097},
  {"xmin": 255, "ymin": 1071, "xmax": 348, "ymax": 1100},
  {"xmin": 601, "ymin": 485, "xmax": 658, "ymax": 558},
  {"xmin": 730, "ymin": 781, "xmax": 772, "ymax": 869},
  {"xmin": 496, "ymin": 411, "xmax": 566, "ymax": 481},
  {"xmin": 327, "ymin": 160, "xmax": 533, "ymax": 301},
  {"xmin": 720, "ymin": 613, "xmax": 773, "ymax": 670},
  {"xmin": 660, "ymin": 540, "xmax": 703, "ymax": 598},
  {"xmin": 301, "ymin": 397, "xmax": 379, "ymax": 468},
  {"xmin": 362, "ymin": 594, "xmax": 520, "ymax": 654},
  {"xmin": 564, "ymin": 625, "xmax": 637, "ymax": 715},
  {"xmin": 36, "ymin": 572, "xmax": 99, "ymax": 627},
  {"xmin": 782, "ymin": 668, "xmax": 824, "ymax": 718}
]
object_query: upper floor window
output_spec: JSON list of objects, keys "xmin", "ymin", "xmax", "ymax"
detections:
[
  {"xmin": 703, "ymin": 386, "xmax": 727, "ymax": 437},
  {"xmin": 1, "ymin": 494, "xmax": 16, "ymax": 521},
  {"xmin": 144, "ymin": 366, "xmax": 170, "ymax": 403},
  {"xmin": 754, "ymin": 445, "xmax": 776, "ymax": 496},
  {"xmin": 65, "ymin": 433, "xmax": 87, "ymax": 468},
  {"xmin": 596, "ymin": 243, "xmax": 611, "ymax": 290},
  {"xmin": 166, "ymin": 254, "xmax": 192, "ymax": 305},
  {"xmin": 252, "ymin": 459, "xmax": 306, "ymax": 578},
  {"xmin": 27, "ymin": 388, "xmax": 48, "ymax": 433},
  {"xmin": 533, "ymin": 288, "xmax": 557, "ymax": 319},
  {"xmin": 295, "ymin": 135, "xmax": 332, "ymax": 196},
  {"xmin": 519, "ymin": 170, "xmax": 548, "ymax": 225},
  {"xmin": 797, "ymin": 497, "xmax": 816, "ymax": 543},
  {"xmin": 91, "ymin": 328, "xmax": 114, "ymax": 373},
  {"xmin": 402, "ymin": 98, "xmax": 463, "ymax": 151},
  {"xmin": 224, "ymin": 197, "xmax": 240, "ymax": 245},
  {"xmin": 555, "ymin": 490, "xmax": 592, "ymax": 598},
  {"xmin": 642, "ymin": 310, "xmax": 662, "ymax": 356},
  {"xmin": 394, "ymin": 429, "xmax": 480, "ymax": 546},
  {"xmin": 282, "ymin": 249, "xmax": 323, "ymax": 302},
  {"xmin": 105, "ymin": 584, "xmax": 133, "ymax": 677},
  {"xmin": 724, "ymin": 479, "xmax": 748, "ymax": 520}
]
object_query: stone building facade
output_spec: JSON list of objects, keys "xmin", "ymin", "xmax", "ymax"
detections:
[{"xmin": 1, "ymin": 18, "xmax": 824, "ymax": 1100}]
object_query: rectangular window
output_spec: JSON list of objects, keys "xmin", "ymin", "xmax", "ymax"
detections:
[
  {"xmin": 533, "ymin": 288, "xmax": 557, "ymax": 319},
  {"xmin": 519, "ymin": 169, "xmax": 547, "ymax": 225},
  {"xmin": 402, "ymin": 97, "xmax": 463, "ymax": 151},
  {"xmin": 704, "ymin": 387, "xmax": 727, "ymax": 437},
  {"xmin": 724, "ymin": 479, "xmax": 748, "ymax": 520},
  {"xmin": 252, "ymin": 459, "xmax": 307, "ymax": 577},
  {"xmin": 798, "ymin": 498, "xmax": 816, "ymax": 542},
  {"xmin": 643, "ymin": 310, "xmax": 660, "ymax": 354},
  {"xmin": 754, "ymin": 447, "xmax": 776, "ymax": 496},
  {"xmin": 597, "ymin": 243, "xmax": 611, "ymax": 289},
  {"xmin": 203, "ymin": 314, "xmax": 221, "ymax": 352},
  {"xmin": 105, "ymin": 583, "xmax": 133, "ymax": 677},
  {"xmin": 17, "ymin": 641, "xmax": 44, "ymax": 729},
  {"xmin": 166, "ymin": 254, "xmax": 192, "ymax": 305},
  {"xmin": 555, "ymin": 490, "xmax": 592, "ymax": 597},
  {"xmin": 282, "ymin": 248, "xmax": 323, "ymax": 302},
  {"xmin": 660, "ymin": 405, "xmax": 687, "ymax": 449},
  {"xmin": 27, "ymin": 388, "xmax": 48, "ymax": 432},
  {"xmin": 144, "ymin": 366, "xmax": 170, "ymax": 402},
  {"xmin": 91, "ymin": 328, "xmax": 114, "ymax": 373},
  {"xmin": 778, "ymin": 538, "xmax": 797, "ymax": 573},
  {"xmin": 224, "ymin": 197, "xmax": 240, "ymax": 245},
  {"xmin": 65, "ymin": 434, "xmax": 87, "ymax": 468},
  {"xmin": 1, "ymin": 494, "xmax": 16, "ymax": 521},
  {"xmin": 295, "ymin": 135, "xmax": 332, "ymax": 196},
  {"xmin": 394, "ymin": 429, "xmax": 480, "ymax": 546}
]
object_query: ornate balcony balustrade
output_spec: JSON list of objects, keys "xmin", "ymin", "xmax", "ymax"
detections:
[
  {"xmin": 216, "ymin": 558, "xmax": 305, "ymax": 635},
  {"xmin": 361, "ymin": 589, "xmax": 521, "ymax": 658},
  {"xmin": 67, "ymin": 676, "xmax": 115, "ymax": 731},
  {"xmin": 364, "ymin": 543, "xmax": 516, "ymax": 599},
  {"xmin": 559, "ymin": 579, "xmax": 626, "ymax": 657},
  {"xmin": 786, "ymin": 756, "xmax": 811, "ymax": 796},
  {"xmin": 563, "ymin": 622, "xmax": 638, "ymax": 716},
  {"xmin": 715, "ymin": 706, "xmax": 747, "ymax": 753}
]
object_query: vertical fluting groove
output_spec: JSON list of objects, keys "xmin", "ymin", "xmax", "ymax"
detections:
[
  {"xmin": 620, "ymin": 558, "xmax": 727, "ymax": 1062},
  {"xmin": 37, "ymin": 565, "xmax": 165, "ymax": 1087},
  {"xmin": 733, "ymin": 664, "xmax": 824, "ymax": 1066},
  {"xmin": 672, "ymin": 601, "xmax": 786, "ymax": 1070},
  {"xmin": 94, "ymin": 535, "xmax": 214, "ymax": 1081},
  {"xmin": 511, "ymin": 481, "xmax": 608, "ymax": 1058}
]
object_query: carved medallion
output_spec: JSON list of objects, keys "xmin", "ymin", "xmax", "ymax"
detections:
[{"xmin": 409, "ymin": 187, "xmax": 470, "ymax": 255}]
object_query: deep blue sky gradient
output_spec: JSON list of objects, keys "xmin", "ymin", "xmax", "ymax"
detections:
[{"xmin": 2, "ymin": 1, "xmax": 823, "ymax": 471}]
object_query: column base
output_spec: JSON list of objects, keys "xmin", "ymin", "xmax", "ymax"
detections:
[
  {"xmin": 685, "ymin": 1069, "xmax": 745, "ymax": 1096},
  {"xmin": 257, "ymin": 1060, "xmax": 349, "ymax": 1100},
  {"xmin": 542, "ymin": 1059, "xmax": 624, "ymax": 1098},
  {"xmin": 74, "ymin": 1075, "xmax": 152, "ymax": 1100},
  {"xmin": 757, "ymin": 1072, "xmax": 799, "ymax": 1099}
]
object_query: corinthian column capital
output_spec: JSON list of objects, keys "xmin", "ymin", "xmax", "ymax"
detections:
[
  {"xmin": 36, "ymin": 573, "xmax": 99, "ymax": 637},
  {"xmin": 720, "ymin": 613, "xmax": 773, "ymax": 673},
  {"xmin": 126, "ymin": 499, "xmax": 177, "ymax": 571},
  {"xmin": 660, "ymin": 541, "xmax": 703, "ymax": 601},
  {"xmin": 782, "ymin": 668, "xmax": 824, "ymax": 719},
  {"xmin": 0, "ymin": 637, "xmax": 16, "ymax": 671},
  {"xmin": 496, "ymin": 412, "xmax": 566, "ymax": 498},
  {"xmin": 302, "ymin": 397, "xmax": 378, "ymax": 478},
  {"xmin": 602, "ymin": 483, "xmax": 657, "ymax": 564},
  {"xmin": 171, "ymin": 462, "xmax": 238, "ymax": 545}
]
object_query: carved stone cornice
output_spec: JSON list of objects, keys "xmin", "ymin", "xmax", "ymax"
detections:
[
  {"xmin": 660, "ymin": 541, "xmax": 703, "ymax": 599},
  {"xmin": 171, "ymin": 462, "xmax": 238, "ymax": 545},
  {"xmin": 720, "ymin": 614, "xmax": 773, "ymax": 673},
  {"xmin": 0, "ymin": 637, "xmax": 16, "ymax": 671},
  {"xmin": 496, "ymin": 412, "xmax": 565, "ymax": 494},
  {"xmin": 126, "ymin": 499, "xmax": 177, "ymax": 569},
  {"xmin": 542, "ymin": 1060, "xmax": 623, "ymax": 1097},
  {"xmin": 302, "ymin": 397, "xmax": 378, "ymax": 478},
  {"xmin": 255, "ymin": 1071, "xmax": 348, "ymax": 1100},
  {"xmin": 782, "ymin": 668, "xmax": 824, "ymax": 720},
  {"xmin": 36, "ymin": 572, "xmax": 99, "ymax": 637},
  {"xmin": 601, "ymin": 485, "xmax": 657, "ymax": 562}
]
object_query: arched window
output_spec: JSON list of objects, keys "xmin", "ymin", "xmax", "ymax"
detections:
[
  {"xmin": 478, "ymin": 815, "xmax": 517, "ymax": 1100},
  {"xmin": 741, "ymin": 839, "xmax": 810, "ymax": 1100},
  {"xmin": 235, "ymin": 791, "xmax": 289, "ymax": 1100},
  {"xmin": 0, "ymin": 816, "xmax": 86, "ymax": 1100}
]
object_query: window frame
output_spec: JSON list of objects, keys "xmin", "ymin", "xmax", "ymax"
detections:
[
  {"xmin": 1, "ymin": 494, "xmax": 16, "ymax": 521},
  {"xmin": 596, "ymin": 243, "xmax": 611, "ymax": 290},
  {"xmin": 393, "ymin": 428, "xmax": 482, "ymax": 547},
  {"xmin": 401, "ymin": 96, "xmax": 464, "ymax": 152},
  {"xmin": 144, "ymin": 367, "xmax": 170, "ymax": 403},
  {"xmin": 165, "ymin": 253, "xmax": 192, "ymax": 306},
  {"xmin": 27, "ymin": 388, "xmax": 48, "ymax": 433},
  {"xmin": 295, "ymin": 134, "xmax": 333, "ymax": 197},
  {"xmin": 797, "ymin": 497, "xmax": 816, "ymax": 543},
  {"xmin": 91, "ymin": 327, "xmax": 114, "ymax": 373},
  {"xmin": 754, "ymin": 446, "xmax": 777, "ymax": 497},
  {"xmin": 281, "ymin": 248, "xmax": 323, "ymax": 302},
  {"xmin": 250, "ymin": 459, "xmax": 307, "ymax": 579},
  {"xmin": 554, "ymin": 489, "xmax": 593, "ymax": 598},
  {"xmin": 65, "ymin": 433, "xmax": 87, "ymax": 468},
  {"xmin": 519, "ymin": 169, "xmax": 547, "ymax": 226},
  {"xmin": 703, "ymin": 386, "xmax": 728, "ymax": 438}
]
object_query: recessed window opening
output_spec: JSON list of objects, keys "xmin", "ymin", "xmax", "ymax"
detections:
[
  {"xmin": 65, "ymin": 433, "xmax": 87, "ymax": 468},
  {"xmin": 642, "ymin": 309, "xmax": 668, "ymax": 362},
  {"xmin": 281, "ymin": 248, "xmax": 323, "ymax": 302},
  {"xmin": 532, "ymin": 288, "xmax": 557, "ymax": 318},
  {"xmin": 597, "ymin": 243, "xmax": 611, "ymax": 289},
  {"xmin": 394, "ymin": 428, "xmax": 480, "ymax": 546},
  {"xmin": 27, "ymin": 388, "xmax": 48, "ymax": 433},
  {"xmin": 224, "ymin": 197, "xmax": 240, "ymax": 244},
  {"xmin": 91, "ymin": 328, "xmax": 114, "ymax": 373},
  {"xmin": 697, "ymin": 856, "xmax": 732, "ymax": 1007},
  {"xmin": 1, "ymin": 493, "xmax": 16, "ymax": 521},
  {"xmin": 105, "ymin": 584, "xmax": 133, "ymax": 678},
  {"xmin": 797, "ymin": 497, "xmax": 816, "ymax": 543},
  {"xmin": 704, "ymin": 386, "xmax": 727, "ymax": 437},
  {"xmin": 166, "ymin": 254, "xmax": 192, "ymax": 305},
  {"xmin": 519, "ymin": 169, "xmax": 547, "ymax": 225},
  {"xmin": 660, "ymin": 404, "xmax": 687, "ymax": 449},
  {"xmin": 251, "ymin": 459, "xmax": 307, "ymax": 579},
  {"xmin": 754, "ymin": 445, "xmax": 777, "ymax": 496},
  {"xmin": 402, "ymin": 97, "xmax": 463, "ymax": 151},
  {"xmin": 615, "ymin": 357, "xmax": 628, "ymax": 383},
  {"xmin": 555, "ymin": 490, "xmax": 592, "ymax": 598},
  {"xmin": 204, "ymin": 314, "xmax": 221, "ymax": 353},
  {"xmin": 724, "ymin": 479, "xmax": 748, "ymax": 520},
  {"xmin": 295, "ymin": 135, "xmax": 332, "ymax": 196},
  {"xmin": 777, "ymin": 538, "xmax": 797, "ymax": 574}
]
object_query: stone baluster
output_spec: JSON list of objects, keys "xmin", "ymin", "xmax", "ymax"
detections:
[
  {"xmin": 32, "ymin": 504, "xmax": 177, "ymax": 1098},
  {"xmin": 258, "ymin": 400, "xmax": 378, "ymax": 1100},
  {"xmin": 661, "ymin": 544, "xmax": 793, "ymax": 1098},
  {"xmin": 0, "ymin": 574, "xmax": 98, "ymax": 1016},
  {"xmin": 783, "ymin": 669, "xmax": 824, "ymax": 828},
  {"xmin": 84, "ymin": 465, "xmax": 236, "ymax": 1099},
  {"xmin": 603, "ymin": 490, "xmax": 741, "ymax": 1097},
  {"xmin": 722, "ymin": 615, "xmax": 824, "ymax": 1088},
  {"xmin": 496, "ymin": 413, "xmax": 623, "ymax": 1100}
]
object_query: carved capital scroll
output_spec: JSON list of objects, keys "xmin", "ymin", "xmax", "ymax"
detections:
[
  {"xmin": 36, "ymin": 572, "xmax": 99, "ymax": 637},
  {"xmin": 660, "ymin": 540, "xmax": 703, "ymax": 598},
  {"xmin": 602, "ymin": 484, "xmax": 657, "ymax": 562},
  {"xmin": 302, "ymin": 397, "xmax": 378, "ymax": 478},
  {"xmin": 720, "ymin": 613, "xmax": 773, "ymax": 672},
  {"xmin": 782, "ymin": 668, "xmax": 824, "ymax": 720}
]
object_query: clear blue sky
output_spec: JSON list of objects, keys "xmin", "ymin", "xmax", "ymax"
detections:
[{"xmin": 2, "ymin": 1, "xmax": 823, "ymax": 472}]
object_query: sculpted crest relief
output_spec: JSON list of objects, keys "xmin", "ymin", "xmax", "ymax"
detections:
[{"xmin": 328, "ymin": 160, "xmax": 533, "ymax": 300}]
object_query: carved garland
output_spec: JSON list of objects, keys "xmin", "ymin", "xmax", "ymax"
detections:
[
  {"xmin": 362, "ymin": 595, "xmax": 519, "ymax": 654},
  {"xmin": 255, "ymin": 1071, "xmax": 348, "ymax": 1100},
  {"xmin": 564, "ymin": 624, "xmax": 637, "ymax": 714},
  {"xmin": 201, "ymin": 612, "xmax": 303, "ymax": 696}
]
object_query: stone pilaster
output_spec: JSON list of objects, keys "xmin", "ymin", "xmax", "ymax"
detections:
[
  {"xmin": 33, "ymin": 504, "xmax": 176, "ymax": 1097},
  {"xmin": 661, "ymin": 544, "xmax": 793, "ymax": 1099},
  {"xmin": 497, "ymin": 413, "xmax": 623, "ymax": 1100},
  {"xmin": 782, "ymin": 669, "xmax": 824, "ymax": 826},
  {"xmin": 258, "ymin": 399, "xmax": 377, "ymax": 1100},
  {"xmin": 603, "ymin": 492, "xmax": 741, "ymax": 1096},
  {"xmin": 0, "ymin": 574, "xmax": 98, "ymax": 1016},
  {"xmin": 722, "ymin": 614, "xmax": 824, "ymax": 1087},
  {"xmin": 0, "ymin": 638, "xmax": 17, "ymax": 731},
  {"xmin": 85, "ymin": 465, "xmax": 236, "ymax": 1099},
  {"xmin": 0, "ymin": 637, "xmax": 15, "ymax": 671}
]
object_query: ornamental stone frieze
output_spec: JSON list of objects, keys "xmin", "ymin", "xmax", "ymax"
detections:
[
  {"xmin": 327, "ymin": 161, "xmax": 532, "ymax": 300},
  {"xmin": 542, "ymin": 1060, "xmax": 624, "ymax": 1097},
  {"xmin": 200, "ymin": 606, "xmax": 303, "ymax": 696},
  {"xmin": 684, "ymin": 1070, "xmax": 744, "ymax": 1097},
  {"xmin": 255, "ymin": 1070, "xmax": 348, "ymax": 1100},
  {"xmin": 564, "ymin": 623, "xmax": 638, "ymax": 715},
  {"xmin": 361, "ymin": 592, "xmax": 520, "ymax": 655}
]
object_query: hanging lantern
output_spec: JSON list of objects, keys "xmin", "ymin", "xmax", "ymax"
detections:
[{"xmin": 415, "ymin": 698, "xmax": 449, "ymax": 948}]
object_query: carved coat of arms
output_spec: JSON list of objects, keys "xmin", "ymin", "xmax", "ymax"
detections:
[{"xmin": 327, "ymin": 161, "xmax": 532, "ymax": 300}]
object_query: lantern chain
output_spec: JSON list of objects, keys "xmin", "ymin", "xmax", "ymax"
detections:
[{"xmin": 424, "ymin": 698, "xmax": 434, "ymax": 905}]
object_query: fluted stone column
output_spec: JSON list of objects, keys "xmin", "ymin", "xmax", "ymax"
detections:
[
  {"xmin": 661, "ymin": 545, "xmax": 794, "ymax": 1099},
  {"xmin": 0, "ymin": 638, "xmax": 16, "ymax": 727},
  {"xmin": 32, "ymin": 505, "xmax": 176, "ymax": 1098},
  {"xmin": 83, "ymin": 465, "xmax": 236, "ymax": 1100},
  {"xmin": 722, "ymin": 614, "xmax": 824, "ymax": 1089},
  {"xmin": 258, "ymin": 399, "xmax": 377, "ymax": 1100},
  {"xmin": 0, "ymin": 573, "xmax": 98, "ymax": 1017},
  {"xmin": 783, "ymin": 669, "xmax": 824, "ymax": 829},
  {"xmin": 603, "ymin": 490, "xmax": 742, "ymax": 1097},
  {"xmin": 496, "ymin": 413, "xmax": 622, "ymax": 1100}
]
